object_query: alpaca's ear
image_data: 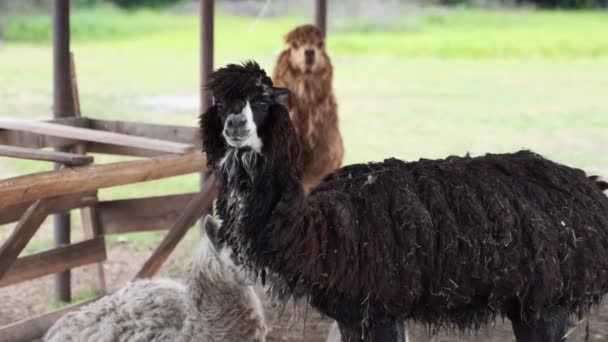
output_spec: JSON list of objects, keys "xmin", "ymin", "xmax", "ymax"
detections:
[
  {"xmin": 271, "ymin": 87, "xmax": 290, "ymax": 104},
  {"xmin": 199, "ymin": 105, "xmax": 226, "ymax": 167}
]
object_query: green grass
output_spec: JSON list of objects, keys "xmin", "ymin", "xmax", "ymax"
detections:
[
  {"xmin": 24, "ymin": 236, "xmax": 55, "ymax": 254},
  {"xmin": 4, "ymin": 7, "xmax": 608, "ymax": 58},
  {"xmin": 105, "ymin": 231, "xmax": 164, "ymax": 250},
  {"xmin": 334, "ymin": 10, "xmax": 608, "ymax": 58},
  {"xmin": 1, "ymin": 8, "xmax": 607, "ymax": 250},
  {"xmin": 3, "ymin": 7, "xmax": 190, "ymax": 43},
  {"xmin": 49, "ymin": 288, "xmax": 103, "ymax": 310}
]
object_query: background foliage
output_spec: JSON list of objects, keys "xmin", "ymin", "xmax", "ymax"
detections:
[{"xmin": 0, "ymin": 0, "xmax": 607, "ymax": 12}]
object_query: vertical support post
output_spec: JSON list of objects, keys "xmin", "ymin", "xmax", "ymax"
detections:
[
  {"xmin": 70, "ymin": 52, "xmax": 107, "ymax": 295},
  {"xmin": 315, "ymin": 0, "xmax": 327, "ymax": 37},
  {"xmin": 200, "ymin": 0, "xmax": 214, "ymax": 225},
  {"xmin": 200, "ymin": 0, "xmax": 214, "ymax": 112},
  {"xmin": 53, "ymin": 0, "xmax": 73, "ymax": 302}
]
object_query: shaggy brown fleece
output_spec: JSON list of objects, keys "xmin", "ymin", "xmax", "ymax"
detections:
[{"xmin": 273, "ymin": 24, "xmax": 344, "ymax": 193}]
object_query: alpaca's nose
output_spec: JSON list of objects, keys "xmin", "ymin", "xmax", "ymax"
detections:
[
  {"xmin": 226, "ymin": 114, "xmax": 247, "ymax": 130},
  {"xmin": 305, "ymin": 49, "xmax": 315, "ymax": 65}
]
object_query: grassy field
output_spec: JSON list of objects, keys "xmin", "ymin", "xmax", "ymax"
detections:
[{"xmin": 1, "ymin": 7, "xmax": 607, "ymax": 250}]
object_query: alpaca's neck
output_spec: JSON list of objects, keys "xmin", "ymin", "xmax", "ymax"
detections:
[
  {"xmin": 216, "ymin": 149, "xmax": 324, "ymax": 297},
  {"xmin": 217, "ymin": 149, "xmax": 306, "ymax": 232},
  {"xmin": 182, "ymin": 249, "xmax": 264, "ymax": 340},
  {"xmin": 287, "ymin": 70, "xmax": 332, "ymax": 106}
]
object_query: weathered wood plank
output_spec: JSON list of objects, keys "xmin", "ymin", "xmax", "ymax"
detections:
[
  {"xmin": 0, "ymin": 295, "xmax": 103, "ymax": 342},
  {"xmin": 69, "ymin": 53, "xmax": 107, "ymax": 295},
  {"xmin": 89, "ymin": 119, "xmax": 200, "ymax": 147},
  {"xmin": 136, "ymin": 175, "xmax": 217, "ymax": 279},
  {"xmin": 0, "ymin": 144, "xmax": 93, "ymax": 166},
  {"xmin": 0, "ymin": 152, "xmax": 206, "ymax": 206},
  {"xmin": 0, "ymin": 237, "xmax": 107, "ymax": 287},
  {"xmin": 0, "ymin": 118, "xmax": 195, "ymax": 155},
  {"xmin": 86, "ymin": 144, "xmax": 170, "ymax": 157},
  {"xmin": 79, "ymin": 206, "xmax": 107, "ymax": 293},
  {"xmin": 0, "ymin": 192, "xmax": 97, "ymax": 225},
  {"xmin": 0, "ymin": 117, "xmax": 87, "ymax": 149},
  {"xmin": 86, "ymin": 119, "xmax": 200, "ymax": 157},
  {"xmin": 98, "ymin": 193, "xmax": 197, "ymax": 235},
  {"xmin": 0, "ymin": 199, "xmax": 51, "ymax": 279}
]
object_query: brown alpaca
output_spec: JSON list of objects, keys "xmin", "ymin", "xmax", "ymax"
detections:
[{"xmin": 273, "ymin": 24, "xmax": 344, "ymax": 193}]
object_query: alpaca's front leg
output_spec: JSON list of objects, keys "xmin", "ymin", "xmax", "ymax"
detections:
[{"xmin": 336, "ymin": 319, "xmax": 406, "ymax": 342}]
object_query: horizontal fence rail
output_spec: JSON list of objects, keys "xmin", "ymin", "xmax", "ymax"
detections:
[
  {"xmin": 0, "ymin": 117, "xmax": 201, "ymax": 157},
  {"xmin": 0, "ymin": 192, "xmax": 97, "ymax": 226},
  {"xmin": 0, "ymin": 152, "xmax": 206, "ymax": 207},
  {"xmin": 0, "ymin": 118, "xmax": 195, "ymax": 155},
  {"xmin": 0, "ymin": 117, "xmax": 87, "ymax": 150},
  {"xmin": 98, "ymin": 193, "xmax": 198, "ymax": 235},
  {"xmin": 0, "ymin": 237, "xmax": 106, "ymax": 287},
  {"xmin": 0, "ymin": 145, "xmax": 93, "ymax": 166}
]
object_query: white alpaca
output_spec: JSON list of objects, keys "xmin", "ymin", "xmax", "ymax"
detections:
[{"xmin": 44, "ymin": 217, "xmax": 266, "ymax": 342}]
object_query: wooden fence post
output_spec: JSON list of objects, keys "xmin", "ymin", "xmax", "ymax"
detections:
[
  {"xmin": 70, "ymin": 51, "xmax": 107, "ymax": 294},
  {"xmin": 52, "ymin": 0, "xmax": 74, "ymax": 302},
  {"xmin": 315, "ymin": 0, "xmax": 327, "ymax": 37},
  {"xmin": 200, "ymin": 0, "xmax": 214, "ymax": 226}
]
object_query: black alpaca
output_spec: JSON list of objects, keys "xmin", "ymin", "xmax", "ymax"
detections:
[{"xmin": 200, "ymin": 61, "xmax": 608, "ymax": 342}]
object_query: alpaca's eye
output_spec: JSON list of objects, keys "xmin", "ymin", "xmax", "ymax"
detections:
[
  {"xmin": 317, "ymin": 42, "xmax": 324, "ymax": 48},
  {"xmin": 291, "ymin": 42, "xmax": 299, "ymax": 49}
]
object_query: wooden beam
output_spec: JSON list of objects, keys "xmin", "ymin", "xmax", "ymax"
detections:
[
  {"xmin": 79, "ymin": 206, "xmax": 107, "ymax": 292},
  {"xmin": 0, "ymin": 117, "xmax": 201, "ymax": 157},
  {"xmin": 0, "ymin": 238, "xmax": 106, "ymax": 287},
  {"xmin": 0, "ymin": 199, "xmax": 51, "ymax": 279},
  {"xmin": 315, "ymin": 0, "xmax": 328, "ymax": 37},
  {"xmin": 86, "ymin": 144, "xmax": 168, "ymax": 157},
  {"xmin": 0, "ymin": 145, "xmax": 93, "ymax": 166},
  {"xmin": 200, "ymin": 0, "xmax": 215, "ymax": 229},
  {"xmin": 136, "ymin": 174, "xmax": 217, "ymax": 279},
  {"xmin": 88, "ymin": 119, "xmax": 200, "ymax": 147},
  {"xmin": 0, "ymin": 117, "xmax": 87, "ymax": 149},
  {"xmin": 69, "ymin": 56, "xmax": 107, "ymax": 294},
  {"xmin": 70, "ymin": 52, "xmax": 82, "ymax": 118},
  {"xmin": 0, "ymin": 296, "xmax": 103, "ymax": 342},
  {"xmin": 0, "ymin": 192, "xmax": 97, "ymax": 225},
  {"xmin": 0, "ymin": 152, "xmax": 206, "ymax": 206},
  {"xmin": 98, "ymin": 193, "xmax": 197, "ymax": 235},
  {"xmin": 0, "ymin": 118, "xmax": 195, "ymax": 155},
  {"xmin": 200, "ymin": 0, "xmax": 214, "ymax": 112}
]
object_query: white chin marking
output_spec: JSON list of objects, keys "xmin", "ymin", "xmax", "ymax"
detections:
[{"xmin": 224, "ymin": 101, "xmax": 263, "ymax": 153}]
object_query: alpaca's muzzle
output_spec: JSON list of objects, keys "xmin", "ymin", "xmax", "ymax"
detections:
[{"xmin": 305, "ymin": 49, "xmax": 315, "ymax": 65}]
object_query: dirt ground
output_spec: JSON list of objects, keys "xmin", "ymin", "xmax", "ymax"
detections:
[{"xmin": 2, "ymin": 243, "xmax": 608, "ymax": 342}]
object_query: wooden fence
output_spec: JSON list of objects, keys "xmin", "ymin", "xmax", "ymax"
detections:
[
  {"xmin": 0, "ymin": 54, "xmax": 215, "ymax": 341},
  {"xmin": 0, "ymin": 117, "xmax": 217, "ymax": 341}
]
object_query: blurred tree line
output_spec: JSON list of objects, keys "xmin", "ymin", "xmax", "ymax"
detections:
[
  {"xmin": 0, "ymin": 0, "xmax": 605, "ymax": 11},
  {"xmin": 436, "ymin": 0, "xmax": 607, "ymax": 7},
  {"xmin": 0, "ymin": 0, "xmax": 182, "ymax": 11}
]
